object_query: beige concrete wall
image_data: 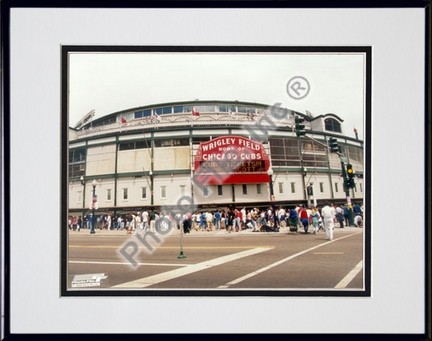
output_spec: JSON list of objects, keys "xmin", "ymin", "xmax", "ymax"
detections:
[
  {"xmin": 153, "ymin": 146, "xmax": 190, "ymax": 171},
  {"xmin": 273, "ymin": 173, "xmax": 304, "ymax": 202},
  {"xmin": 117, "ymin": 149, "xmax": 152, "ymax": 174},
  {"xmin": 116, "ymin": 177, "xmax": 152, "ymax": 208},
  {"xmin": 86, "ymin": 144, "xmax": 116, "ymax": 176}
]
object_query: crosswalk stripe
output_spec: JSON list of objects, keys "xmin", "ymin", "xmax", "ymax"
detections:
[
  {"xmin": 112, "ymin": 247, "xmax": 273, "ymax": 288},
  {"xmin": 69, "ymin": 260, "xmax": 191, "ymax": 267},
  {"xmin": 69, "ymin": 245, "xmax": 271, "ymax": 249},
  {"xmin": 218, "ymin": 232, "xmax": 362, "ymax": 288},
  {"xmin": 334, "ymin": 260, "xmax": 363, "ymax": 288}
]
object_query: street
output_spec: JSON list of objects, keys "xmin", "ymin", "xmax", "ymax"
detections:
[{"xmin": 67, "ymin": 225, "xmax": 364, "ymax": 292}]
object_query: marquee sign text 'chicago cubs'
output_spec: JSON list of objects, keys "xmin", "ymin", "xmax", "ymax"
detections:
[{"xmin": 194, "ymin": 135, "xmax": 270, "ymax": 185}]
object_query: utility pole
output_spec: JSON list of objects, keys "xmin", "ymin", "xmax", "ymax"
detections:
[
  {"xmin": 294, "ymin": 115, "xmax": 307, "ymax": 204},
  {"xmin": 328, "ymin": 137, "xmax": 355, "ymax": 226}
]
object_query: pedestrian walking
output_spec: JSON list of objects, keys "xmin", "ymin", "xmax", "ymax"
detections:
[
  {"xmin": 336, "ymin": 205, "xmax": 344, "ymax": 228},
  {"xmin": 321, "ymin": 202, "xmax": 336, "ymax": 240},
  {"xmin": 311, "ymin": 207, "xmax": 320, "ymax": 234},
  {"xmin": 298, "ymin": 205, "xmax": 310, "ymax": 234},
  {"xmin": 214, "ymin": 210, "xmax": 221, "ymax": 230}
]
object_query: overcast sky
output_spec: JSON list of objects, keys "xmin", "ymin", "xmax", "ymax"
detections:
[{"xmin": 69, "ymin": 52, "xmax": 366, "ymax": 139}]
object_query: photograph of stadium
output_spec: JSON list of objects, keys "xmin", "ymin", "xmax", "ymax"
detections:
[{"xmin": 63, "ymin": 47, "xmax": 369, "ymax": 294}]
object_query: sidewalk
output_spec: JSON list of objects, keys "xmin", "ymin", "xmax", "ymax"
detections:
[{"xmin": 68, "ymin": 224, "xmax": 362, "ymax": 236}]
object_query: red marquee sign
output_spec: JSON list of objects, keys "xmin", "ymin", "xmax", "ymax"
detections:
[{"xmin": 194, "ymin": 135, "xmax": 270, "ymax": 185}]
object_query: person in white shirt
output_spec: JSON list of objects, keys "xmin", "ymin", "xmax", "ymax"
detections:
[
  {"xmin": 354, "ymin": 214, "xmax": 363, "ymax": 228},
  {"xmin": 335, "ymin": 205, "xmax": 344, "ymax": 228},
  {"xmin": 206, "ymin": 211, "xmax": 213, "ymax": 231},
  {"xmin": 106, "ymin": 215, "xmax": 112, "ymax": 230},
  {"xmin": 321, "ymin": 202, "xmax": 336, "ymax": 241},
  {"xmin": 241, "ymin": 207, "xmax": 247, "ymax": 230},
  {"xmin": 142, "ymin": 210, "xmax": 149, "ymax": 231},
  {"xmin": 135, "ymin": 212, "xmax": 142, "ymax": 234}
]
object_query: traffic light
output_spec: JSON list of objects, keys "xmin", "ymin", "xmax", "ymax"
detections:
[
  {"xmin": 346, "ymin": 164, "xmax": 354, "ymax": 178},
  {"xmin": 328, "ymin": 137, "xmax": 339, "ymax": 153},
  {"xmin": 294, "ymin": 116, "xmax": 306, "ymax": 137},
  {"xmin": 346, "ymin": 178, "xmax": 355, "ymax": 188},
  {"xmin": 346, "ymin": 164, "xmax": 355, "ymax": 188}
]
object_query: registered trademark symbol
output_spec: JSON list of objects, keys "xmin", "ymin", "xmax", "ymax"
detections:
[{"xmin": 286, "ymin": 76, "xmax": 311, "ymax": 100}]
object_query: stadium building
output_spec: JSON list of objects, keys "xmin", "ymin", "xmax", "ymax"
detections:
[{"xmin": 68, "ymin": 100, "xmax": 364, "ymax": 216}]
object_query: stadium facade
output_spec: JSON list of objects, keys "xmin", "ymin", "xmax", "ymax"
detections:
[{"xmin": 68, "ymin": 100, "xmax": 364, "ymax": 216}]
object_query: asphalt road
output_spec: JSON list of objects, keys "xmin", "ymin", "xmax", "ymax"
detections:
[{"xmin": 67, "ymin": 225, "xmax": 365, "ymax": 293}]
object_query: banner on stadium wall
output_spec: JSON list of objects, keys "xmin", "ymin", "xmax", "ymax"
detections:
[{"xmin": 194, "ymin": 135, "xmax": 270, "ymax": 185}]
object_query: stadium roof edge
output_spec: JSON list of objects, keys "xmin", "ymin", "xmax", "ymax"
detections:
[{"xmin": 81, "ymin": 100, "xmax": 281, "ymax": 125}]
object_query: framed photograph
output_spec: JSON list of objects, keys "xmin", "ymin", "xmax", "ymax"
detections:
[
  {"xmin": 62, "ymin": 46, "xmax": 370, "ymax": 296},
  {"xmin": 2, "ymin": 0, "xmax": 430, "ymax": 337}
]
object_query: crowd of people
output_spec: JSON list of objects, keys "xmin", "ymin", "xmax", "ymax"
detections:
[{"xmin": 68, "ymin": 202, "xmax": 363, "ymax": 239}]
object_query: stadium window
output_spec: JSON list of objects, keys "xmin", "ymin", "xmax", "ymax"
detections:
[
  {"xmin": 154, "ymin": 138, "xmax": 189, "ymax": 147},
  {"xmin": 203, "ymin": 186, "xmax": 209, "ymax": 197},
  {"xmin": 242, "ymin": 184, "xmax": 247, "ymax": 195},
  {"xmin": 335, "ymin": 183, "xmax": 339, "ymax": 192},
  {"xmin": 69, "ymin": 148, "xmax": 86, "ymax": 163},
  {"xmin": 237, "ymin": 106, "xmax": 255, "ymax": 114},
  {"xmin": 119, "ymin": 142, "xmax": 134, "ymax": 151},
  {"xmin": 141, "ymin": 187, "xmax": 147, "ymax": 199},
  {"xmin": 278, "ymin": 182, "xmax": 284, "ymax": 194},
  {"xmin": 103, "ymin": 117, "xmax": 116, "ymax": 125},
  {"xmin": 119, "ymin": 140, "xmax": 149, "ymax": 150},
  {"xmin": 161, "ymin": 186, "xmax": 167, "ymax": 199},
  {"xmin": 135, "ymin": 110, "xmax": 152, "ymax": 119},
  {"xmin": 68, "ymin": 163, "xmax": 85, "ymax": 178},
  {"xmin": 106, "ymin": 189, "xmax": 112, "ymax": 201},
  {"xmin": 269, "ymin": 137, "xmax": 301, "ymax": 167},
  {"xmin": 217, "ymin": 185, "xmax": 223, "ymax": 196},
  {"xmin": 174, "ymin": 106, "xmax": 184, "ymax": 113},
  {"xmin": 197, "ymin": 105, "xmax": 216, "ymax": 112},
  {"xmin": 324, "ymin": 118, "xmax": 342, "ymax": 133},
  {"xmin": 135, "ymin": 140, "xmax": 148, "ymax": 149},
  {"xmin": 192, "ymin": 137, "xmax": 210, "ymax": 144},
  {"xmin": 68, "ymin": 148, "xmax": 86, "ymax": 178},
  {"xmin": 183, "ymin": 106, "xmax": 192, "ymax": 113},
  {"xmin": 218, "ymin": 105, "xmax": 229, "ymax": 112},
  {"xmin": 155, "ymin": 107, "xmax": 172, "ymax": 115},
  {"xmin": 218, "ymin": 105, "xmax": 236, "ymax": 113},
  {"xmin": 319, "ymin": 182, "xmax": 324, "ymax": 193},
  {"xmin": 256, "ymin": 184, "xmax": 262, "ymax": 194},
  {"xmin": 123, "ymin": 188, "xmax": 128, "ymax": 200},
  {"xmin": 162, "ymin": 107, "xmax": 172, "ymax": 114},
  {"xmin": 290, "ymin": 182, "xmax": 296, "ymax": 193},
  {"xmin": 347, "ymin": 145, "xmax": 363, "ymax": 163}
]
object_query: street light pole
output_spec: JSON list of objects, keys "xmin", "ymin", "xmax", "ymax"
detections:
[
  {"xmin": 91, "ymin": 179, "xmax": 97, "ymax": 234},
  {"xmin": 149, "ymin": 170, "xmax": 154, "ymax": 206},
  {"xmin": 340, "ymin": 157, "xmax": 355, "ymax": 226},
  {"xmin": 302, "ymin": 166, "xmax": 310, "ymax": 207},
  {"xmin": 267, "ymin": 168, "xmax": 274, "ymax": 202},
  {"xmin": 80, "ymin": 176, "xmax": 86, "ymax": 230}
]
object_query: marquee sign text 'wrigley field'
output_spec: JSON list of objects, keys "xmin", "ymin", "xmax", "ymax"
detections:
[{"xmin": 194, "ymin": 135, "xmax": 270, "ymax": 185}]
